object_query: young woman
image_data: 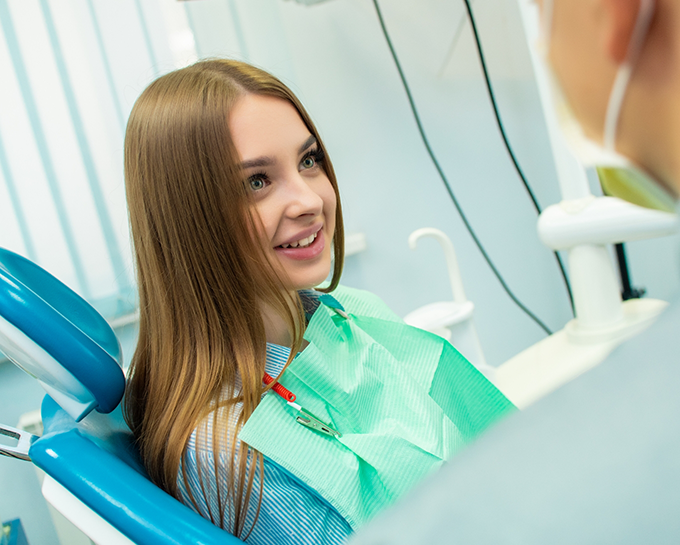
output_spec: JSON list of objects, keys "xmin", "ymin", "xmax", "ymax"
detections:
[{"xmin": 123, "ymin": 59, "xmax": 513, "ymax": 544}]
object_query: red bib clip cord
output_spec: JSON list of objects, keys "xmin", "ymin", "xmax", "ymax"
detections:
[{"xmin": 263, "ymin": 372, "xmax": 296, "ymax": 402}]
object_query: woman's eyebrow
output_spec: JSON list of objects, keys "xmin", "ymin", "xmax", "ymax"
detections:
[
  {"xmin": 240, "ymin": 136, "xmax": 317, "ymax": 169},
  {"xmin": 298, "ymin": 135, "xmax": 317, "ymax": 154},
  {"xmin": 240, "ymin": 156, "xmax": 274, "ymax": 169}
]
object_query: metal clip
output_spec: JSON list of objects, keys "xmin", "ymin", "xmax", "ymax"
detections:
[
  {"xmin": 331, "ymin": 307, "xmax": 350, "ymax": 319},
  {"xmin": 0, "ymin": 424, "xmax": 38, "ymax": 461},
  {"xmin": 295, "ymin": 408, "xmax": 342, "ymax": 438}
]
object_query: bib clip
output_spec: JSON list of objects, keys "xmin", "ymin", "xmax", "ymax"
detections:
[{"xmin": 288, "ymin": 401, "xmax": 341, "ymax": 438}]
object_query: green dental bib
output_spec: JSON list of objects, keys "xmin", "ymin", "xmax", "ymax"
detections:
[{"xmin": 239, "ymin": 286, "xmax": 514, "ymax": 529}]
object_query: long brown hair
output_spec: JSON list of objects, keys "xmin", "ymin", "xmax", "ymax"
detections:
[{"xmin": 123, "ymin": 59, "xmax": 344, "ymax": 537}]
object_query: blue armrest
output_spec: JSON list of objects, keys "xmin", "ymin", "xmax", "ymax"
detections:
[{"xmin": 31, "ymin": 396, "xmax": 242, "ymax": 545}]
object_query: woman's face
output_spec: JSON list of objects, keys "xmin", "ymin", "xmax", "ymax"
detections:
[{"xmin": 229, "ymin": 94, "xmax": 337, "ymax": 291}]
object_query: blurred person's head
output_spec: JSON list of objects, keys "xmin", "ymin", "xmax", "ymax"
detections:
[{"xmin": 540, "ymin": 0, "xmax": 680, "ymax": 195}]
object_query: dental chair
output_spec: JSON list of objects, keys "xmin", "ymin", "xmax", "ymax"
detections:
[{"xmin": 0, "ymin": 248, "xmax": 241, "ymax": 545}]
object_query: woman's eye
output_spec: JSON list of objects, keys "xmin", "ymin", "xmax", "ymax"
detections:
[
  {"xmin": 249, "ymin": 176, "xmax": 267, "ymax": 191},
  {"xmin": 300, "ymin": 147, "xmax": 324, "ymax": 171}
]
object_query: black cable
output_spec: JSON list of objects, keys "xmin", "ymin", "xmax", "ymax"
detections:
[
  {"xmin": 463, "ymin": 2, "xmax": 541, "ymax": 214},
  {"xmin": 600, "ymin": 186, "xmax": 645, "ymax": 301},
  {"xmin": 372, "ymin": 0, "xmax": 553, "ymax": 335},
  {"xmin": 461, "ymin": 0, "xmax": 574, "ymax": 314},
  {"xmin": 615, "ymin": 243, "xmax": 645, "ymax": 300}
]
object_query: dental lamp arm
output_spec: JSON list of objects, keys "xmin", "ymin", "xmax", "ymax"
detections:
[{"xmin": 538, "ymin": 196, "xmax": 679, "ymax": 250}]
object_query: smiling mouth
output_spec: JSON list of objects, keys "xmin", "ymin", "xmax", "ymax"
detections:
[{"xmin": 277, "ymin": 231, "xmax": 318, "ymax": 249}]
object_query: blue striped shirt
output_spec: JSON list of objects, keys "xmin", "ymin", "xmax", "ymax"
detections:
[{"xmin": 177, "ymin": 292, "xmax": 353, "ymax": 544}]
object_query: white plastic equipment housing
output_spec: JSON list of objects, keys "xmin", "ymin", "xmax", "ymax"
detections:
[
  {"xmin": 284, "ymin": 0, "xmax": 334, "ymax": 4},
  {"xmin": 496, "ymin": 298, "xmax": 667, "ymax": 408},
  {"xmin": 538, "ymin": 196, "xmax": 679, "ymax": 250},
  {"xmin": 345, "ymin": 232, "xmax": 368, "ymax": 256}
]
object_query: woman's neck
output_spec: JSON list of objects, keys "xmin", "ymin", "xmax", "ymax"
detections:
[
  {"xmin": 259, "ymin": 292, "xmax": 306, "ymax": 348},
  {"xmin": 261, "ymin": 305, "xmax": 293, "ymax": 347}
]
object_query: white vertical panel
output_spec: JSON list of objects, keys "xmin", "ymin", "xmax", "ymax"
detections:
[
  {"xmin": 48, "ymin": 0, "xmax": 135, "ymax": 297},
  {"xmin": 181, "ymin": 0, "xmax": 242, "ymax": 61},
  {"xmin": 136, "ymin": 0, "xmax": 182, "ymax": 73},
  {"xmin": 233, "ymin": 0, "xmax": 296, "ymax": 84},
  {"xmin": 88, "ymin": 0, "xmax": 155, "ymax": 120},
  {"xmin": 156, "ymin": 0, "xmax": 198, "ymax": 69},
  {"xmin": 0, "ymin": 165, "xmax": 27, "ymax": 256},
  {"xmin": 0, "ymin": 1, "xmax": 79, "ymax": 291},
  {"xmin": 10, "ymin": 0, "xmax": 114, "ymax": 298}
]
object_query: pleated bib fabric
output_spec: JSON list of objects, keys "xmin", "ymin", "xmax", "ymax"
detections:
[{"xmin": 239, "ymin": 286, "xmax": 514, "ymax": 529}]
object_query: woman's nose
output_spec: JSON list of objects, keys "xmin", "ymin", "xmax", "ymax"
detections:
[{"xmin": 283, "ymin": 173, "xmax": 324, "ymax": 218}]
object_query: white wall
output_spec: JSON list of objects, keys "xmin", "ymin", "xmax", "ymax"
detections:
[
  {"xmin": 183, "ymin": 0, "xmax": 572, "ymax": 366},
  {"xmin": 228, "ymin": 0, "xmax": 678, "ymax": 365}
]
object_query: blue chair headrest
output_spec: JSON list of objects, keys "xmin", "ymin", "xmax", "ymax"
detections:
[{"xmin": 0, "ymin": 248, "xmax": 125, "ymax": 420}]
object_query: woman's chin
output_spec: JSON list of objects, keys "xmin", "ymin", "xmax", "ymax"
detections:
[{"xmin": 284, "ymin": 268, "xmax": 332, "ymax": 292}]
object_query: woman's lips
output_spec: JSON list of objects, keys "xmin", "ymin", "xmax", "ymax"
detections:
[{"xmin": 275, "ymin": 229, "xmax": 325, "ymax": 260}]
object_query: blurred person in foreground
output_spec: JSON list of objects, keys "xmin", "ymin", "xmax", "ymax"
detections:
[{"xmin": 350, "ymin": 0, "xmax": 680, "ymax": 543}]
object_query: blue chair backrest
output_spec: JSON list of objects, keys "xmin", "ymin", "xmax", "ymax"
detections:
[{"xmin": 0, "ymin": 248, "xmax": 241, "ymax": 544}]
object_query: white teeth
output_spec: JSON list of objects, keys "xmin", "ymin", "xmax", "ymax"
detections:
[{"xmin": 279, "ymin": 232, "xmax": 318, "ymax": 249}]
